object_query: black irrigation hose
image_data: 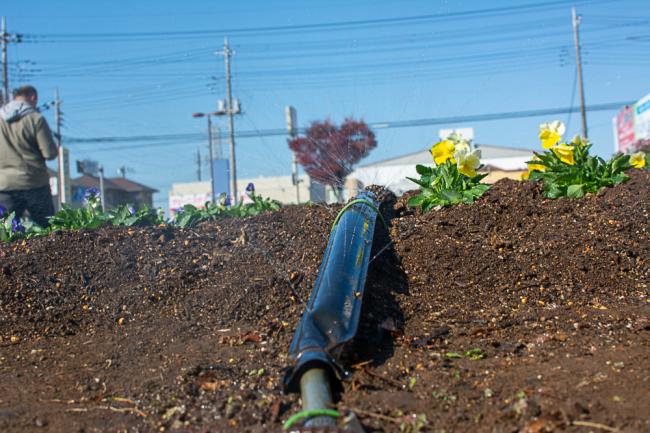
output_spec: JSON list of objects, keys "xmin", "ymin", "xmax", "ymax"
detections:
[
  {"xmin": 283, "ymin": 191, "xmax": 381, "ymax": 429},
  {"xmin": 330, "ymin": 198, "xmax": 388, "ymax": 232}
]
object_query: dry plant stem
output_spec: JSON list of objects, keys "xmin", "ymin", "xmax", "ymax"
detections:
[
  {"xmin": 65, "ymin": 408, "xmax": 87, "ymax": 413},
  {"xmin": 111, "ymin": 396, "xmax": 136, "ymax": 404},
  {"xmin": 65, "ymin": 406, "xmax": 146, "ymax": 417},
  {"xmin": 350, "ymin": 360, "xmax": 372, "ymax": 369},
  {"xmin": 572, "ymin": 420, "xmax": 620, "ymax": 432},
  {"xmin": 108, "ymin": 406, "xmax": 147, "ymax": 417}
]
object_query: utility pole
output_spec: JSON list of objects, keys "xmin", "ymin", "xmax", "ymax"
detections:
[
  {"xmin": 54, "ymin": 88, "xmax": 69, "ymax": 207},
  {"xmin": 192, "ymin": 111, "xmax": 221, "ymax": 204},
  {"xmin": 1, "ymin": 17, "xmax": 23, "ymax": 105},
  {"xmin": 1, "ymin": 17, "xmax": 8, "ymax": 105},
  {"xmin": 207, "ymin": 115, "xmax": 216, "ymax": 204},
  {"xmin": 572, "ymin": 7, "xmax": 588, "ymax": 139},
  {"xmin": 54, "ymin": 89, "xmax": 62, "ymax": 143},
  {"xmin": 285, "ymin": 105, "xmax": 302, "ymax": 203},
  {"xmin": 222, "ymin": 38, "xmax": 238, "ymax": 205},
  {"xmin": 196, "ymin": 148, "xmax": 202, "ymax": 181},
  {"xmin": 292, "ymin": 152, "xmax": 300, "ymax": 204}
]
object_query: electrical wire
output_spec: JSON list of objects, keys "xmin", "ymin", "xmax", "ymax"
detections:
[
  {"xmin": 62, "ymin": 101, "xmax": 633, "ymax": 149},
  {"xmin": 23, "ymin": 0, "xmax": 603, "ymax": 42}
]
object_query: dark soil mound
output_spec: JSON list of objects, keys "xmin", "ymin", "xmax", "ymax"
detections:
[{"xmin": 1, "ymin": 171, "xmax": 648, "ymax": 433}]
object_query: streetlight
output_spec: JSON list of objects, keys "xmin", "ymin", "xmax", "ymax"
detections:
[{"xmin": 192, "ymin": 111, "xmax": 221, "ymax": 205}]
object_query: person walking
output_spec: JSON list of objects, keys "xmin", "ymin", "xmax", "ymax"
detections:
[{"xmin": 0, "ymin": 85, "xmax": 57, "ymax": 227}]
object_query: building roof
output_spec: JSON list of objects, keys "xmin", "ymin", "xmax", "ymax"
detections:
[
  {"xmin": 71, "ymin": 174, "xmax": 158, "ymax": 193},
  {"xmin": 107, "ymin": 177, "xmax": 159, "ymax": 193}
]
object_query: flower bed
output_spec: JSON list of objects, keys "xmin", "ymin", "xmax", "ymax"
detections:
[{"xmin": 0, "ymin": 170, "xmax": 648, "ymax": 433}]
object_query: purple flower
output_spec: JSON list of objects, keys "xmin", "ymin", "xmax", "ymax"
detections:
[
  {"xmin": 0, "ymin": 204, "xmax": 6, "ymax": 218},
  {"xmin": 11, "ymin": 219, "xmax": 25, "ymax": 233},
  {"xmin": 246, "ymin": 182, "xmax": 255, "ymax": 192},
  {"xmin": 127, "ymin": 205, "xmax": 136, "ymax": 216},
  {"xmin": 83, "ymin": 187, "xmax": 100, "ymax": 201}
]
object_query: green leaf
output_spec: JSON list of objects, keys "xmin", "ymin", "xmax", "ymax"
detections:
[
  {"xmin": 407, "ymin": 195, "xmax": 426, "ymax": 207},
  {"xmin": 610, "ymin": 173, "xmax": 629, "ymax": 185},
  {"xmin": 415, "ymin": 164, "xmax": 432, "ymax": 175},
  {"xmin": 464, "ymin": 348, "xmax": 487, "ymax": 360},
  {"xmin": 611, "ymin": 154, "xmax": 631, "ymax": 173},
  {"xmin": 438, "ymin": 188, "xmax": 462, "ymax": 204},
  {"xmin": 545, "ymin": 183, "xmax": 563, "ymax": 199},
  {"xmin": 567, "ymin": 184, "xmax": 584, "ymax": 198},
  {"xmin": 406, "ymin": 176, "xmax": 430, "ymax": 189}
]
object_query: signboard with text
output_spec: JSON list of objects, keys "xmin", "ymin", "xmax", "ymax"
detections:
[
  {"xmin": 634, "ymin": 93, "xmax": 650, "ymax": 144},
  {"xmin": 168, "ymin": 192, "xmax": 211, "ymax": 216},
  {"xmin": 614, "ymin": 105, "xmax": 636, "ymax": 154},
  {"xmin": 613, "ymin": 92, "xmax": 650, "ymax": 153}
]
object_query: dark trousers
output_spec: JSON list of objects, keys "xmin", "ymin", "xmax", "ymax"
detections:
[{"xmin": 0, "ymin": 185, "xmax": 55, "ymax": 227}]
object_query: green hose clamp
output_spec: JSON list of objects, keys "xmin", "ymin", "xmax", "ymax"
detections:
[
  {"xmin": 331, "ymin": 199, "xmax": 388, "ymax": 232},
  {"xmin": 283, "ymin": 408, "xmax": 340, "ymax": 430}
]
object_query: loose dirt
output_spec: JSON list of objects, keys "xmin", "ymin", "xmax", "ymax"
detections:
[{"xmin": 1, "ymin": 170, "xmax": 648, "ymax": 433}]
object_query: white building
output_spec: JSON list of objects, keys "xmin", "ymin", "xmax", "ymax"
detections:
[
  {"xmin": 347, "ymin": 143, "xmax": 535, "ymax": 196},
  {"xmin": 168, "ymin": 174, "xmax": 326, "ymax": 214}
]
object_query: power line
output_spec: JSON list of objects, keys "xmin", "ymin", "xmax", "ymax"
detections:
[
  {"xmin": 27, "ymin": 15, "xmax": 641, "ymax": 75},
  {"xmin": 23, "ymin": 15, "xmax": 644, "ymax": 74},
  {"xmin": 63, "ymin": 101, "xmax": 632, "ymax": 150},
  {"xmin": 22, "ymin": 0, "xmax": 603, "ymax": 42}
]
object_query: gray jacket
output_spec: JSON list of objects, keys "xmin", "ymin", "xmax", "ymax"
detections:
[{"xmin": 0, "ymin": 100, "xmax": 57, "ymax": 191}]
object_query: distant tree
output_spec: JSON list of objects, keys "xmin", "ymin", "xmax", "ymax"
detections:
[{"xmin": 288, "ymin": 118, "xmax": 377, "ymax": 202}]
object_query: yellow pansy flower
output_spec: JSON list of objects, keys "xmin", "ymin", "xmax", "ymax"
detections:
[
  {"xmin": 431, "ymin": 139, "xmax": 456, "ymax": 165},
  {"xmin": 552, "ymin": 143, "xmax": 575, "ymax": 165},
  {"xmin": 630, "ymin": 152, "xmax": 646, "ymax": 168},
  {"xmin": 455, "ymin": 148, "xmax": 481, "ymax": 178},
  {"xmin": 527, "ymin": 155, "xmax": 546, "ymax": 172},
  {"xmin": 539, "ymin": 120, "xmax": 566, "ymax": 149}
]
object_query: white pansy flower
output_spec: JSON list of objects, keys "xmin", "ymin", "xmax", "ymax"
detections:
[{"xmin": 454, "ymin": 147, "xmax": 481, "ymax": 178}]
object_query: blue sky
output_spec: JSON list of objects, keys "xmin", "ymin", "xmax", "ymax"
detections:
[{"xmin": 4, "ymin": 0, "xmax": 649, "ymax": 209}]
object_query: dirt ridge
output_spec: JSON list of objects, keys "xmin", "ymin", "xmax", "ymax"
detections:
[{"xmin": 1, "ymin": 171, "xmax": 648, "ymax": 433}]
